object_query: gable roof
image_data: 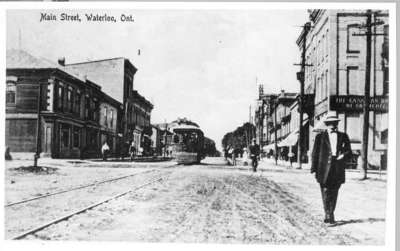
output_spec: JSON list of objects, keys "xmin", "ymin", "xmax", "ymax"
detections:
[{"xmin": 6, "ymin": 49, "xmax": 57, "ymax": 69}]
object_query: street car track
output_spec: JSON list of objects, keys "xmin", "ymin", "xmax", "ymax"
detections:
[
  {"xmin": 11, "ymin": 171, "xmax": 174, "ymax": 240},
  {"xmin": 6, "ymin": 164, "xmax": 179, "ymax": 207}
]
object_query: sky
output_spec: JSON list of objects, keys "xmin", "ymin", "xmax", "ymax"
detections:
[{"xmin": 7, "ymin": 9, "xmax": 309, "ymax": 150}]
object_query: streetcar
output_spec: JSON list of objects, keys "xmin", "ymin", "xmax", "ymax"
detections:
[{"xmin": 169, "ymin": 118, "xmax": 205, "ymax": 164}]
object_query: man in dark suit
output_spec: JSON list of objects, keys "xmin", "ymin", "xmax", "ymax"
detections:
[
  {"xmin": 249, "ymin": 139, "xmax": 260, "ymax": 172},
  {"xmin": 311, "ymin": 111, "xmax": 352, "ymax": 224}
]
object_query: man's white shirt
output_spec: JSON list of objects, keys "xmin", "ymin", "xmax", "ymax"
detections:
[{"xmin": 328, "ymin": 130, "xmax": 337, "ymax": 157}]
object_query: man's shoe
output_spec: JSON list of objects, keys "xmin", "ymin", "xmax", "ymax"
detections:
[{"xmin": 323, "ymin": 218, "xmax": 330, "ymax": 223}]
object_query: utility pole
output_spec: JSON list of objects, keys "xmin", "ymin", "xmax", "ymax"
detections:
[
  {"xmin": 361, "ymin": 10, "xmax": 372, "ymax": 180},
  {"xmin": 259, "ymin": 85, "xmax": 264, "ymax": 148},
  {"xmin": 296, "ymin": 22, "xmax": 311, "ymax": 169},
  {"xmin": 33, "ymin": 83, "xmax": 42, "ymax": 169},
  {"xmin": 273, "ymin": 100, "xmax": 278, "ymax": 165},
  {"xmin": 353, "ymin": 10, "xmax": 386, "ymax": 180}
]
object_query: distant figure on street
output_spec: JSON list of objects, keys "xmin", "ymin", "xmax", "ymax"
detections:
[
  {"xmin": 311, "ymin": 111, "xmax": 351, "ymax": 224},
  {"xmin": 224, "ymin": 148, "xmax": 228, "ymax": 160},
  {"xmin": 122, "ymin": 141, "xmax": 130, "ymax": 160},
  {"xmin": 101, "ymin": 142, "xmax": 110, "ymax": 161},
  {"xmin": 288, "ymin": 149, "xmax": 295, "ymax": 168},
  {"xmin": 5, "ymin": 147, "xmax": 12, "ymax": 161},
  {"xmin": 228, "ymin": 147, "xmax": 236, "ymax": 166},
  {"xmin": 242, "ymin": 148, "xmax": 249, "ymax": 166},
  {"xmin": 249, "ymin": 139, "xmax": 260, "ymax": 172},
  {"xmin": 129, "ymin": 141, "xmax": 136, "ymax": 161}
]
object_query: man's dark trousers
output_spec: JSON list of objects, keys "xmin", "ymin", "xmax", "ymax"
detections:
[
  {"xmin": 320, "ymin": 184, "xmax": 340, "ymax": 222},
  {"xmin": 320, "ymin": 158, "xmax": 341, "ymax": 222}
]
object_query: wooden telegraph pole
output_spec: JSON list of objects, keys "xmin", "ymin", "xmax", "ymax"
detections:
[
  {"xmin": 274, "ymin": 100, "xmax": 278, "ymax": 165},
  {"xmin": 295, "ymin": 22, "xmax": 311, "ymax": 169},
  {"xmin": 353, "ymin": 10, "xmax": 386, "ymax": 180},
  {"xmin": 33, "ymin": 83, "xmax": 42, "ymax": 169},
  {"xmin": 361, "ymin": 10, "xmax": 372, "ymax": 180}
]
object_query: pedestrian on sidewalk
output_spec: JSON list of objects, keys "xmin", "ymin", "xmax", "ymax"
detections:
[
  {"xmin": 249, "ymin": 139, "xmax": 260, "ymax": 172},
  {"xmin": 228, "ymin": 147, "xmax": 236, "ymax": 166},
  {"xmin": 101, "ymin": 141, "xmax": 110, "ymax": 161},
  {"xmin": 242, "ymin": 147, "xmax": 249, "ymax": 166},
  {"xmin": 288, "ymin": 147, "xmax": 295, "ymax": 168},
  {"xmin": 311, "ymin": 111, "xmax": 352, "ymax": 224},
  {"xmin": 129, "ymin": 141, "xmax": 136, "ymax": 161}
]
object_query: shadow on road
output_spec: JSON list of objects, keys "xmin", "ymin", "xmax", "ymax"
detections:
[{"xmin": 329, "ymin": 218, "xmax": 385, "ymax": 227}]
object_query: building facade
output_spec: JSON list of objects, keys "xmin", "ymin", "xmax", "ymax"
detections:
[
  {"xmin": 99, "ymin": 94, "xmax": 122, "ymax": 157},
  {"xmin": 63, "ymin": 57, "xmax": 154, "ymax": 156},
  {"xmin": 127, "ymin": 90, "xmax": 153, "ymax": 154},
  {"xmin": 6, "ymin": 67, "xmax": 122, "ymax": 159},
  {"xmin": 298, "ymin": 9, "xmax": 389, "ymax": 169}
]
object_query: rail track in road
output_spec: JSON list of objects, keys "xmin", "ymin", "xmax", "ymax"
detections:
[
  {"xmin": 11, "ymin": 169, "xmax": 175, "ymax": 240},
  {"xmin": 5, "ymin": 169, "xmax": 160, "ymax": 207}
]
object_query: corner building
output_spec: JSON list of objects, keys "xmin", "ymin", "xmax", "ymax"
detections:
[{"xmin": 299, "ymin": 10, "xmax": 389, "ymax": 169}]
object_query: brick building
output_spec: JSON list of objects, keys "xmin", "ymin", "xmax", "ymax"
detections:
[
  {"xmin": 298, "ymin": 9, "xmax": 389, "ymax": 169},
  {"xmin": 5, "ymin": 50, "xmax": 122, "ymax": 159},
  {"xmin": 62, "ymin": 57, "xmax": 153, "ymax": 155}
]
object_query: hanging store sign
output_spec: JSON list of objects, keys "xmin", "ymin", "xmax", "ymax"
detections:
[{"xmin": 330, "ymin": 95, "xmax": 388, "ymax": 112}]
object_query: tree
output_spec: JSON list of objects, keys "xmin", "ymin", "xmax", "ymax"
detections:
[
  {"xmin": 203, "ymin": 137, "xmax": 218, "ymax": 157},
  {"xmin": 222, "ymin": 122, "xmax": 256, "ymax": 151}
]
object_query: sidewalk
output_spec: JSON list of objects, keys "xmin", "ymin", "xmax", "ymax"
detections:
[
  {"xmin": 4, "ymin": 156, "xmax": 175, "ymax": 170},
  {"xmin": 259, "ymin": 157, "xmax": 387, "ymax": 181}
]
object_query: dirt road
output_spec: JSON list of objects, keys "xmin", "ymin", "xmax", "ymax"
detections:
[{"xmin": 5, "ymin": 157, "xmax": 384, "ymax": 244}]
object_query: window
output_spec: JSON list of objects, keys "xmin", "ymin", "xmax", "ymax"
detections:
[
  {"xmin": 347, "ymin": 66, "xmax": 362, "ymax": 95},
  {"xmin": 93, "ymin": 99, "xmax": 99, "ymax": 122},
  {"xmin": 316, "ymin": 77, "xmax": 320, "ymax": 102},
  {"xmin": 58, "ymin": 83, "xmax": 64, "ymax": 110},
  {"xmin": 85, "ymin": 96, "xmax": 90, "ymax": 119},
  {"xmin": 346, "ymin": 113, "xmax": 361, "ymax": 143},
  {"xmin": 73, "ymin": 127, "xmax": 80, "ymax": 148},
  {"xmin": 110, "ymin": 110, "xmax": 114, "ymax": 128},
  {"xmin": 347, "ymin": 24, "xmax": 361, "ymax": 53},
  {"xmin": 6, "ymin": 82, "xmax": 16, "ymax": 104},
  {"xmin": 103, "ymin": 107, "xmax": 108, "ymax": 127},
  {"xmin": 61, "ymin": 124, "xmax": 70, "ymax": 148},
  {"xmin": 75, "ymin": 91, "xmax": 81, "ymax": 114},
  {"xmin": 325, "ymin": 29, "xmax": 329, "ymax": 57},
  {"xmin": 383, "ymin": 67, "xmax": 389, "ymax": 95},
  {"xmin": 324, "ymin": 70, "xmax": 328, "ymax": 99},
  {"xmin": 67, "ymin": 88, "xmax": 73, "ymax": 113},
  {"xmin": 320, "ymin": 74, "xmax": 324, "ymax": 101}
]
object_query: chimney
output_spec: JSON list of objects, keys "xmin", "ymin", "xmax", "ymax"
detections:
[{"xmin": 58, "ymin": 57, "xmax": 65, "ymax": 66}]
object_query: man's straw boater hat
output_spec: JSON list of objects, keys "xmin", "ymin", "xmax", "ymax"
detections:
[{"xmin": 323, "ymin": 111, "xmax": 340, "ymax": 124}]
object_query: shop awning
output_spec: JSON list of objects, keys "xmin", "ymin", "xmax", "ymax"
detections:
[
  {"xmin": 263, "ymin": 143, "xmax": 276, "ymax": 152},
  {"xmin": 278, "ymin": 130, "xmax": 299, "ymax": 147}
]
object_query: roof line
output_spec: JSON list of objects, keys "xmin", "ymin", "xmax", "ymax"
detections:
[{"xmin": 64, "ymin": 57, "xmax": 125, "ymax": 66}]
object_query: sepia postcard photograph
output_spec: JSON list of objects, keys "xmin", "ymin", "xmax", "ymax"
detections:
[{"xmin": 1, "ymin": 1, "xmax": 397, "ymax": 250}]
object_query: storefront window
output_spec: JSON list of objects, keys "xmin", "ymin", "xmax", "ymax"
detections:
[
  {"xmin": 346, "ymin": 113, "xmax": 361, "ymax": 143},
  {"xmin": 61, "ymin": 124, "xmax": 70, "ymax": 148},
  {"xmin": 73, "ymin": 127, "xmax": 80, "ymax": 148},
  {"xmin": 6, "ymin": 82, "xmax": 16, "ymax": 104}
]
